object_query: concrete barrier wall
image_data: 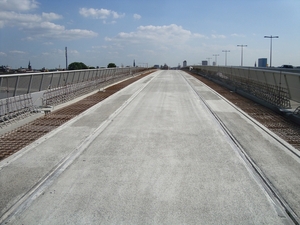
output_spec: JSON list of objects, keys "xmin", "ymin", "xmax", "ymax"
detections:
[
  {"xmin": 191, "ymin": 66, "xmax": 300, "ymax": 104},
  {"xmin": 0, "ymin": 67, "xmax": 146, "ymax": 100}
]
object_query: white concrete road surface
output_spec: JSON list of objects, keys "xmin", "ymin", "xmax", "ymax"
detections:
[{"xmin": 1, "ymin": 70, "xmax": 300, "ymax": 224}]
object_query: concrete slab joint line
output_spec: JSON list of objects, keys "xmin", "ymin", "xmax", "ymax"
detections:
[
  {"xmin": 0, "ymin": 73, "xmax": 158, "ymax": 224},
  {"xmin": 179, "ymin": 71, "xmax": 298, "ymax": 225}
]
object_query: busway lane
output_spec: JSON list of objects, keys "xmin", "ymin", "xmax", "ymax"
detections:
[
  {"xmin": 2, "ymin": 70, "xmax": 293, "ymax": 224},
  {"xmin": 180, "ymin": 70, "xmax": 300, "ymax": 224}
]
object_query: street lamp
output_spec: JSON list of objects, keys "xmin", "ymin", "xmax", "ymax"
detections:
[
  {"xmin": 222, "ymin": 50, "xmax": 230, "ymax": 66},
  {"xmin": 213, "ymin": 54, "xmax": 219, "ymax": 66},
  {"xmin": 264, "ymin": 35, "xmax": 279, "ymax": 67},
  {"xmin": 237, "ymin": 45, "xmax": 247, "ymax": 66},
  {"xmin": 206, "ymin": 58, "xmax": 212, "ymax": 66}
]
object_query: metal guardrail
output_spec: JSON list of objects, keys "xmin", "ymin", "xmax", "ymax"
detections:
[
  {"xmin": 0, "ymin": 67, "xmax": 148, "ymax": 126},
  {"xmin": 190, "ymin": 66, "xmax": 300, "ymax": 109},
  {"xmin": 0, "ymin": 67, "xmax": 146, "ymax": 99},
  {"xmin": 0, "ymin": 94, "xmax": 37, "ymax": 127}
]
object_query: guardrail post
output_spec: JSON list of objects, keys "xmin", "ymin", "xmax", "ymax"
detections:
[
  {"xmin": 39, "ymin": 74, "xmax": 44, "ymax": 91},
  {"xmin": 13, "ymin": 76, "xmax": 20, "ymax": 97}
]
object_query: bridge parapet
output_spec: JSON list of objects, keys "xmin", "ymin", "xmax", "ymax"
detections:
[
  {"xmin": 189, "ymin": 66, "xmax": 300, "ymax": 109},
  {"xmin": 0, "ymin": 67, "xmax": 149, "ymax": 126},
  {"xmin": 0, "ymin": 67, "xmax": 147, "ymax": 100}
]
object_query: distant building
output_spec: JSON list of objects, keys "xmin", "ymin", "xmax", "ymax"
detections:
[
  {"xmin": 154, "ymin": 65, "xmax": 159, "ymax": 69},
  {"xmin": 28, "ymin": 61, "xmax": 32, "ymax": 70},
  {"xmin": 258, "ymin": 58, "xmax": 267, "ymax": 67},
  {"xmin": 183, "ymin": 60, "xmax": 187, "ymax": 67},
  {"xmin": 202, "ymin": 60, "xmax": 208, "ymax": 66},
  {"xmin": 162, "ymin": 63, "xmax": 169, "ymax": 70}
]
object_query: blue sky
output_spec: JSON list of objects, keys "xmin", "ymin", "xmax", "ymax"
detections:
[{"xmin": 0, "ymin": 0, "xmax": 299, "ymax": 69}]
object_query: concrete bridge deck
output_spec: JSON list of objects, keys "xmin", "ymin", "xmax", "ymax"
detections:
[{"xmin": 1, "ymin": 70, "xmax": 300, "ymax": 224}]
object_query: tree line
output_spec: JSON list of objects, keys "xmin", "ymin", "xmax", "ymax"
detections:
[{"xmin": 68, "ymin": 62, "xmax": 117, "ymax": 70}]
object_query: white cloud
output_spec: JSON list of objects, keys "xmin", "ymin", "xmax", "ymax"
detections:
[
  {"xmin": 193, "ymin": 33, "xmax": 208, "ymax": 39},
  {"xmin": 79, "ymin": 8, "xmax": 125, "ymax": 21},
  {"xmin": 0, "ymin": 10, "xmax": 97, "ymax": 40},
  {"xmin": 43, "ymin": 42, "xmax": 53, "ymax": 45},
  {"xmin": 0, "ymin": 11, "xmax": 42, "ymax": 26},
  {"xmin": 211, "ymin": 34, "xmax": 226, "ymax": 39},
  {"xmin": 0, "ymin": 0, "xmax": 39, "ymax": 11},
  {"xmin": 31, "ymin": 25, "xmax": 98, "ymax": 40},
  {"xmin": 10, "ymin": 50, "xmax": 26, "ymax": 54},
  {"xmin": 231, "ymin": 33, "xmax": 246, "ymax": 38},
  {"xmin": 107, "ymin": 24, "xmax": 192, "ymax": 45},
  {"xmin": 133, "ymin": 14, "xmax": 141, "ymax": 20},
  {"xmin": 103, "ymin": 20, "xmax": 116, "ymax": 25},
  {"xmin": 92, "ymin": 45, "xmax": 109, "ymax": 49},
  {"xmin": 42, "ymin": 12, "xmax": 63, "ymax": 21},
  {"xmin": 0, "ymin": 52, "xmax": 6, "ymax": 56}
]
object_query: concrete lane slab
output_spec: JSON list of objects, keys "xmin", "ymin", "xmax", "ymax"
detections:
[
  {"xmin": 182, "ymin": 71, "xmax": 300, "ymax": 221},
  {"xmin": 0, "ymin": 73, "xmax": 158, "ymax": 218}
]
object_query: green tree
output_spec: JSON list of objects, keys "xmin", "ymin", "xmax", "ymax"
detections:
[
  {"xmin": 68, "ymin": 62, "xmax": 88, "ymax": 70},
  {"xmin": 107, "ymin": 63, "xmax": 117, "ymax": 68}
]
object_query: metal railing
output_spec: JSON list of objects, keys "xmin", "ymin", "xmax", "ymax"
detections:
[
  {"xmin": 0, "ymin": 94, "xmax": 36, "ymax": 127},
  {"xmin": 190, "ymin": 66, "xmax": 300, "ymax": 109},
  {"xmin": 0, "ymin": 67, "xmax": 149, "ymax": 126},
  {"xmin": 0, "ymin": 67, "xmax": 146, "ymax": 99}
]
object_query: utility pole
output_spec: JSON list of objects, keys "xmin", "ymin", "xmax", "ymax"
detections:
[
  {"xmin": 213, "ymin": 54, "xmax": 219, "ymax": 66},
  {"xmin": 222, "ymin": 50, "xmax": 230, "ymax": 66},
  {"xmin": 237, "ymin": 45, "xmax": 247, "ymax": 66},
  {"xmin": 65, "ymin": 47, "xmax": 68, "ymax": 70},
  {"xmin": 264, "ymin": 35, "xmax": 279, "ymax": 67}
]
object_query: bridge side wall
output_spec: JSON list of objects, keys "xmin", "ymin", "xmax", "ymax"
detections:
[
  {"xmin": 0, "ymin": 67, "xmax": 145, "ymax": 100},
  {"xmin": 190, "ymin": 66, "xmax": 300, "ymax": 108}
]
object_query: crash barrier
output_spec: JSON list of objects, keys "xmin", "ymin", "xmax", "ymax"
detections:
[
  {"xmin": 0, "ymin": 67, "xmax": 149, "ymax": 126},
  {"xmin": 189, "ymin": 66, "xmax": 300, "ymax": 109},
  {"xmin": 0, "ymin": 94, "xmax": 36, "ymax": 127}
]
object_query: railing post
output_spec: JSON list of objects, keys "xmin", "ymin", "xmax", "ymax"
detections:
[{"xmin": 27, "ymin": 75, "xmax": 33, "ymax": 94}]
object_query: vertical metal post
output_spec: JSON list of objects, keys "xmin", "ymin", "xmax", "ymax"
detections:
[
  {"xmin": 14, "ymin": 76, "xmax": 20, "ymax": 97},
  {"xmin": 27, "ymin": 75, "xmax": 33, "ymax": 93},
  {"xmin": 39, "ymin": 74, "xmax": 44, "ymax": 91},
  {"xmin": 222, "ymin": 50, "xmax": 230, "ymax": 66},
  {"xmin": 264, "ymin": 35, "xmax": 278, "ymax": 67},
  {"xmin": 213, "ymin": 54, "xmax": 219, "ymax": 66},
  {"xmin": 237, "ymin": 45, "xmax": 247, "ymax": 66},
  {"xmin": 65, "ymin": 47, "xmax": 68, "ymax": 70},
  {"xmin": 48, "ymin": 73, "xmax": 54, "ymax": 89}
]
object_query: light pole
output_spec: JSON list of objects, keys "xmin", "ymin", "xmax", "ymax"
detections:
[
  {"xmin": 237, "ymin": 45, "xmax": 247, "ymax": 66},
  {"xmin": 264, "ymin": 35, "xmax": 278, "ymax": 67},
  {"xmin": 206, "ymin": 58, "xmax": 212, "ymax": 66},
  {"xmin": 213, "ymin": 54, "xmax": 219, "ymax": 66},
  {"xmin": 65, "ymin": 47, "xmax": 68, "ymax": 70},
  {"xmin": 222, "ymin": 50, "xmax": 230, "ymax": 66}
]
